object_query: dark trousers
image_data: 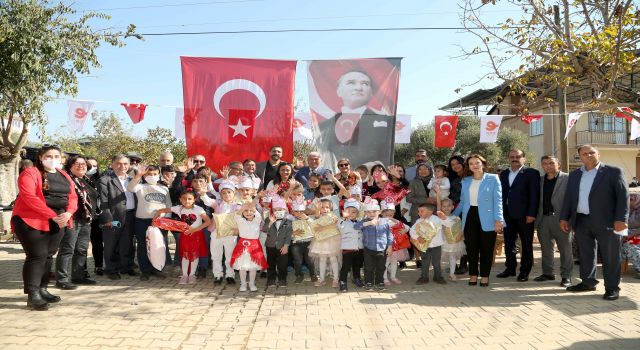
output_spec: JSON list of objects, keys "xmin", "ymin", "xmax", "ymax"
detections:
[
  {"xmin": 420, "ymin": 246, "xmax": 442, "ymax": 279},
  {"xmin": 90, "ymin": 220, "xmax": 103, "ymax": 268},
  {"xmin": 340, "ymin": 250, "xmax": 363, "ymax": 283},
  {"xmin": 503, "ymin": 213, "xmax": 535, "ymax": 275},
  {"xmin": 464, "ymin": 206, "xmax": 497, "ymax": 278},
  {"xmin": 266, "ymin": 246, "xmax": 288, "ymax": 282},
  {"xmin": 290, "ymin": 241, "xmax": 314, "ymax": 277},
  {"xmin": 56, "ymin": 220, "xmax": 91, "ymax": 282},
  {"xmin": 363, "ymin": 248, "xmax": 386, "ymax": 285},
  {"xmin": 575, "ymin": 214, "xmax": 622, "ymax": 291},
  {"xmin": 12, "ymin": 216, "xmax": 65, "ymax": 294},
  {"xmin": 103, "ymin": 211, "xmax": 135, "ymax": 274},
  {"xmin": 133, "ymin": 218, "xmax": 154, "ymax": 274},
  {"xmin": 198, "ymin": 229, "xmax": 212, "ymax": 269}
]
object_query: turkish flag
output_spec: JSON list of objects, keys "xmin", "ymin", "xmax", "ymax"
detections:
[
  {"xmin": 434, "ymin": 115, "xmax": 458, "ymax": 148},
  {"xmin": 180, "ymin": 57, "xmax": 296, "ymax": 171},
  {"xmin": 121, "ymin": 103, "xmax": 147, "ymax": 124}
]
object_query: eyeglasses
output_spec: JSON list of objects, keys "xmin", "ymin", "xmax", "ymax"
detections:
[
  {"xmin": 338, "ymin": 163, "xmax": 350, "ymax": 168},
  {"xmin": 194, "ymin": 159, "xmax": 206, "ymax": 164}
]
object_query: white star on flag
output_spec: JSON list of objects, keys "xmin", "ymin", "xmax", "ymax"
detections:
[{"xmin": 228, "ymin": 119, "xmax": 251, "ymax": 138}]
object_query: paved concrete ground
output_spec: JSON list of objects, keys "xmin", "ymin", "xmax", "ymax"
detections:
[{"xmin": 0, "ymin": 241, "xmax": 638, "ymax": 350}]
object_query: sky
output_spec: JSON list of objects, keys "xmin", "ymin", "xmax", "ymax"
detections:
[{"xmin": 37, "ymin": 0, "xmax": 520, "ymax": 142}]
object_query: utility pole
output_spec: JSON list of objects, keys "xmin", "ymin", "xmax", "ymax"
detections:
[{"xmin": 554, "ymin": 5, "xmax": 569, "ymax": 172}]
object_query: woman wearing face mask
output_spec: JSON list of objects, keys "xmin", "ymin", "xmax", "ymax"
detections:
[
  {"xmin": 11, "ymin": 145, "xmax": 78, "ymax": 310},
  {"xmin": 127, "ymin": 165, "xmax": 173, "ymax": 281},
  {"xmin": 54, "ymin": 155, "xmax": 100, "ymax": 290}
]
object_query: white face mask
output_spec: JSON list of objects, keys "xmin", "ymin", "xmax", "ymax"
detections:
[
  {"xmin": 86, "ymin": 167, "xmax": 97, "ymax": 176},
  {"xmin": 145, "ymin": 175, "xmax": 160, "ymax": 184},
  {"xmin": 42, "ymin": 159, "xmax": 62, "ymax": 170},
  {"xmin": 274, "ymin": 211, "xmax": 286, "ymax": 219}
]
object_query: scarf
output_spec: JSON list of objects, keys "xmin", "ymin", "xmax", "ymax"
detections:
[{"xmin": 71, "ymin": 174, "xmax": 93, "ymax": 223}]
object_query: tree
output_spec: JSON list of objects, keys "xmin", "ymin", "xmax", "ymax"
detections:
[
  {"xmin": 460, "ymin": 0, "xmax": 639, "ymax": 114},
  {"xmin": 0, "ymin": 0, "xmax": 137, "ymax": 229},
  {"xmin": 394, "ymin": 116, "xmax": 530, "ymax": 170}
]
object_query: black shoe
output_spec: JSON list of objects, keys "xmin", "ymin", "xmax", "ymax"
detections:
[
  {"xmin": 277, "ymin": 280, "xmax": 287, "ymax": 288},
  {"xmin": 398, "ymin": 261, "xmax": 407, "ymax": 270},
  {"xmin": 123, "ymin": 270, "xmax": 139, "ymax": 277},
  {"xmin": 266, "ymin": 279, "xmax": 277, "ymax": 287},
  {"xmin": 150, "ymin": 270, "xmax": 167, "ymax": 279},
  {"xmin": 454, "ymin": 265, "xmax": 468, "ymax": 275},
  {"xmin": 534, "ymin": 274, "xmax": 555, "ymax": 282},
  {"xmin": 55, "ymin": 282, "xmax": 77, "ymax": 290},
  {"xmin": 226, "ymin": 277, "xmax": 236, "ymax": 285},
  {"xmin": 496, "ymin": 270, "xmax": 516, "ymax": 278},
  {"xmin": 434, "ymin": 277, "xmax": 447, "ymax": 285},
  {"xmin": 468, "ymin": 279, "xmax": 478, "ymax": 286},
  {"xmin": 376, "ymin": 283, "xmax": 387, "ymax": 291},
  {"xmin": 415, "ymin": 260, "xmax": 422, "ymax": 269},
  {"xmin": 310, "ymin": 274, "xmax": 318, "ymax": 282},
  {"xmin": 94, "ymin": 267, "xmax": 104, "ymax": 276},
  {"xmin": 27, "ymin": 291, "xmax": 48, "ymax": 311},
  {"xmin": 353, "ymin": 278, "xmax": 364, "ymax": 288},
  {"xmin": 260, "ymin": 271, "xmax": 267, "ymax": 279},
  {"xmin": 196, "ymin": 268, "xmax": 206, "ymax": 279},
  {"xmin": 566, "ymin": 283, "xmax": 596, "ymax": 292},
  {"xmin": 560, "ymin": 278, "xmax": 572, "ymax": 288},
  {"xmin": 72, "ymin": 277, "xmax": 98, "ymax": 285},
  {"xmin": 365, "ymin": 283, "xmax": 375, "ymax": 292},
  {"xmin": 213, "ymin": 277, "xmax": 223, "ymax": 285},
  {"xmin": 603, "ymin": 290, "xmax": 619, "ymax": 301},
  {"xmin": 339, "ymin": 281, "xmax": 348, "ymax": 292},
  {"xmin": 39, "ymin": 288, "xmax": 61, "ymax": 303},
  {"xmin": 295, "ymin": 275, "xmax": 304, "ymax": 284},
  {"xmin": 416, "ymin": 277, "xmax": 429, "ymax": 285},
  {"xmin": 106, "ymin": 272, "xmax": 121, "ymax": 280},
  {"xmin": 480, "ymin": 279, "xmax": 490, "ymax": 287},
  {"xmin": 140, "ymin": 274, "xmax": 150, "ymax": 281},
  {"xmin": 517, "ymin": 273, "xmax": 529, "ymax": 282}
]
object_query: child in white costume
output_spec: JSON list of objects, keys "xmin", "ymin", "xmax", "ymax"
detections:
[
  {"xmin": 229, "ymin": 204, "xmax": 267, "ymax": 292},
  {"xmin": 309, "ymin": 198, "xmax": 342, "ymax": 288},
  {"xmin": 440, "ymin": 198, "xmax": 466, "ymax": 281}
]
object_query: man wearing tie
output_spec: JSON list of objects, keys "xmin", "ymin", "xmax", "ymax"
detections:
[
  {"xmin": 497, "ymin": 149, "xmax": 540, "ymax": 282},
  {"xmin": 560, "ymin": 145, "xmax": 629, "ymax": 300}
]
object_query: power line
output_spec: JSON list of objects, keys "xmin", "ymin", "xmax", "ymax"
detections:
[
  {"xmin": 87, "ymin": 0, "xmax": 264, "ymax": 12},
  {"xmin": 137, "ymin": 26, "xmax": 509, "ymax": 36}
]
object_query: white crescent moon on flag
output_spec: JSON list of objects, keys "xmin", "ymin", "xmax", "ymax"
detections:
[
  {"xmin": 339, "ymin": 119, "xmax": 355, "ymax": 129},
  {"xmin": 213, "ymin": 79, "xmax": 266, "ymax": 119},
  {"xmin": 439, "ymin": 121, "xmax": 452, "ymax": 132}
]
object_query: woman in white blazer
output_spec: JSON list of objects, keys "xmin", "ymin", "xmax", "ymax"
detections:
[{"xmin": 453, "ymin": 154, "xmax": 504, "ymax": 287}]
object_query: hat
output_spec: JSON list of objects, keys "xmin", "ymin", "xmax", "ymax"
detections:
[
  {"xmin": 344, "ymin": 199, "xmax": 361, "ymax": 211},
  {"xmin": 271, "ymin": 196, "xmax": 287, "ymax": 210},
  {"xmin": 362, "ymin": 196, "xmax": 380, "ymax": 211},
  {"xmin": 238, "ymin": 176, "xmax": 255, "ymax": 189},
  {"xmin": 218, "ymin": 180, "xmax": 236, "ymax": 192},
  {"xmin": 380, "ymin": 199, "xmax": 395, "ymax": 212},
  {"xmin": 126, "ymin": 152, "xmax": 143, "ymax": 162},
  {"xmin": 292, "ymin": 198, "xmax": 306, "ymax": 211}
]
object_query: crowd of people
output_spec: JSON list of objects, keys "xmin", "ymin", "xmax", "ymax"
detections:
[{"xmin": 11, "ymin": 144, "xmax": 635, "ymax": 311}]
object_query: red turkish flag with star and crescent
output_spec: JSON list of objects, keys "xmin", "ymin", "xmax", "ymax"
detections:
[
  {"xmin": 434, "ymin": 115, "xmax": 458, "ymax": 148},
  {"xmin": 180, "ymin": 57, "xmax": 297, "ymax": 171}
]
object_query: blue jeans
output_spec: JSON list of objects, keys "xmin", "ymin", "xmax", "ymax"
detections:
[
  {"xmin": 198, "ymin": 229, "xmax": 212, "ymax": 269},
  {"xmin": 134, "ymin": 218, "xmax": 154, "ymax": 274}
]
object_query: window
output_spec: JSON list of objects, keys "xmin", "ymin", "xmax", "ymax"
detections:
[
  {"xmin": 588, "ymin": 113, "xmax": 625, "ymax": 132},
  {"xmin": 529, "ymin": 117, "xmax": 544, "ymax": 136}
]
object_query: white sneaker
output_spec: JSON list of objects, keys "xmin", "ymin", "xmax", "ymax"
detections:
[
  {"xmin": 178, "ymin": 276, "xmax": 188, "ymax": 285},
  {"xmin": 239, "ymin": 283, "xmax": 247, "ymax": 292},
  {"xmin": 249, "ymin": 283, "xmax": 258, "ymax": 292}
]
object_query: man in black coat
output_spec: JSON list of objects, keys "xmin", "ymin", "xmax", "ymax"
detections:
[
  {"xmin": 497, "ymin": 149, "xmax": 540, "ymax": 282},
  {"xmin": 315, "ymin": 70, "xmax": 395, "ymax": 168},
  {"xmin": 560, "ymin": 145, "xmax": 629, "ymax": 300}
]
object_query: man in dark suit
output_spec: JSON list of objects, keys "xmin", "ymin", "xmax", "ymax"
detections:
[
  {"xmin": 315, "ymin": 70, "xmax": 395, "ymax": 168},
  {"xmin": 560, "ymin": 145, "xmax": 629, "ymax": 300},
  {"xmin": 294, "ymin": 151, "xmax": 332, "ymax": 189},
  {"xmin": 255, "ymin": 145, "xmax": 283, "ymax": 190},
  {"xmin": 99, "ymin": 154, "xmax": 138, "ymax": 280},
  {"xmin": 497, "ymin": 149, "xmax": 541, "ymax": 281},
  {"xmin": 534, "ymin": 155, "xmax": 572, "ymax": 287}
]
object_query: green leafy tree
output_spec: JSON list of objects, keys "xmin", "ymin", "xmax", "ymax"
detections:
[
  {"xmin": 0, "ymin": 0, "xmax": 138, "ymax": 229},
  {"xmin": 395, "ymin": 116, "xmax": 530, "ymax": 170}
]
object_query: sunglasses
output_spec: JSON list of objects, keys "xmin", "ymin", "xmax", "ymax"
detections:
[
  {"xmin": 193, "ymin": 160, "xmax": 205, "ymax": 164},
  {"xmin": 338, "ymin": 163, "xmax": 350, "ymax": 168}
]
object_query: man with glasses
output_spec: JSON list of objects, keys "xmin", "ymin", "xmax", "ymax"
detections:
[
  {"xmin": 175, "ymin": 154, "xmax": 207, "ymax": 188},
  {"xmin": 295, "ymin": 151, "xmax": 332, "ymax": 189}
]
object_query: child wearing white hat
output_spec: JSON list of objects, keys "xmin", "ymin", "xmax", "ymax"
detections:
[{"xmin": 338, "ymin": 199, "xmax": 364, "ymax": 292}]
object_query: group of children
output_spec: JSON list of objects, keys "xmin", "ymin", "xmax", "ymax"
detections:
[{"xmin": 132, "ymin": 164, "xmax": 466, "ymax": 293}]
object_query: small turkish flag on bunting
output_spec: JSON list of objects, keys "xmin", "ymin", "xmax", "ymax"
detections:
[
  {"xmin": 615, "ymin": 107, "xmax": 636, "ymax": 121},
  {"xmin": 121, "ymin": 103, "xmax": 147, "ymax": 124},
  {"xmin": 520, "ymin": 114, "xmax": 542, "ymax": 124},
  {"xmin": 227, "ymin": 109, "xmax": 256, "ymax": 143},
  {"xmin": 434, "ymin": 115, "xmax": 458, "ymax": 148}
]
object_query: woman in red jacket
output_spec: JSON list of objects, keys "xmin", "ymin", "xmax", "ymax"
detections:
[{"xmin": 12, "ymin": 145, "xmax": 77, "ymax": 310}]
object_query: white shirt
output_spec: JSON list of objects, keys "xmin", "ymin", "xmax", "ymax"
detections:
[
  {"xmin": 508, "ymin": 166, "xmax": 524, "ymax": 186},
  {"xmin": 170, "ymin": 205, "xmax": 206, "ymax": 228},
  {"xmin": 469, "ymin": 179, "xmax": 482, "ymax": 206},
  {"xmin": 234, "ymin": 212, "xmax": 262, "ymax": 239},
  {"xmin": 118, "ymin": 175, "xmax": 136, "ymax": 210}
]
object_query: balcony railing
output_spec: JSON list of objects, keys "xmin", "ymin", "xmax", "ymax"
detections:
[{"xmin": 576, "ymin": 131, "xmax": 640, "ymax": 145}]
